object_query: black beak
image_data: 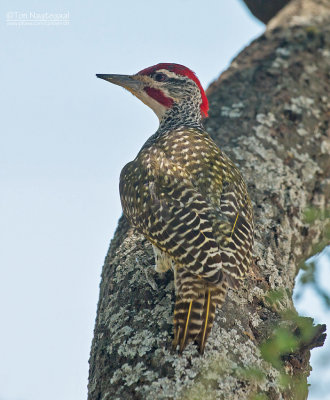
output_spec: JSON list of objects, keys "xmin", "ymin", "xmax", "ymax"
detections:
[{"xmin": 96, "ymin": 74, "xmax": 142, "ymax": 92}]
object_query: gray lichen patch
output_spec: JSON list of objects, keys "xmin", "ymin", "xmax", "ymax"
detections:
[
  {"xmin": 110, "ymin": 361, "xmax": 156, "ymax": 388},
  {"xmin": 284, "ymin": 96, "xmax": 315, "ymax": 116},
  {"xmin": 256, "ymin": 113, "xmax": 276, "ymax": 127},
  {"xmin": 221, "ymin": 102, "xmax": 245, "ymax": 118},
  {"xmin": 117, "ymin": 330, "xmax": 155, "ymax": 358},
  {"xmin": 320, "ymin": 139, "xmax": 330, "ymax": 154},
  {"xmin": 296, "ymin": 127, "xmax": 308, "ymax": 136}
]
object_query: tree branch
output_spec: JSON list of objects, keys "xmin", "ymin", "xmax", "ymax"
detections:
[
  {"xmin": 88, "ymin": 1, "xmax": 330, "ymax": 398},
  {"xmin": 241, "ymin": 0, "xmax": 290, "ymax": 24}
]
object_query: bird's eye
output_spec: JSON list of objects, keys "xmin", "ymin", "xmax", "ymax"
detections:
[{"xmin": 154, "ymin": 73, "xmax": 167, "ymax": 82}]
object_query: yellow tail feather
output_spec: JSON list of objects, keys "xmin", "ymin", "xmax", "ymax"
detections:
[
  {"xmin": 173, "ymin": 295, "xmax": 205, "ymax": 353},
  {"xmin": 200, "ymin": 289, "xmax": 211, "ymax": 352},
  {"xmin": 181, "ymin": 300, "xmax": 193, "ymax": 349}
]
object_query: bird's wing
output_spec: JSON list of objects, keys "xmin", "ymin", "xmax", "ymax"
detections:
[
  {"xmin": 120, "ymin": 150, "xmax": 224, "ymax": 285},
  {"xmin": 214, "ymin": 179, "xmax": 254, "ymax": 287}
]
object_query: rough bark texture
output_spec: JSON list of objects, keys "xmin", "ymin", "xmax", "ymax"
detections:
[{"xmin": 88, "ymin": 1, "xmax": 330, "ymax": 399}]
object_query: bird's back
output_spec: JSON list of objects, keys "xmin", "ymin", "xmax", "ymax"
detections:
[{"xmin": 120, "ymin": 126, "xmax": 253, "ymax": 283}]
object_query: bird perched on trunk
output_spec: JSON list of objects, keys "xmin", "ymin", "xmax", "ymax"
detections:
[{"xmin": 96, "ymin": 63, "xmax": 254, "ymax": 354}]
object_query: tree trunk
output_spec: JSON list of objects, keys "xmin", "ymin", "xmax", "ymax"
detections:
[{"xmin": 88, "ymin": 1, "xmax": 329, "ymax": 398}]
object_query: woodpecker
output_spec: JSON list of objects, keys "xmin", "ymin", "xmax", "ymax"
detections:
[{"xmin": 96, "ymin": 63, "xmax": 254, "ymax": 354}]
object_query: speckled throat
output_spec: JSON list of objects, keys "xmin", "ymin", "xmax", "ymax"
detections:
[{"xmin": 157, "ymin": 90, "xmax": 204, "ymax": 135}]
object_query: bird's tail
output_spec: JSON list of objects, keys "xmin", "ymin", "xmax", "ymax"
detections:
[
  {"xmin": 196, "ymin": 282, "xmax": 228, "ymax": 354},
  {"xmin": 173, "ymin": 292, "xmax": 205, "ymax": 353},
  {"xmin": 173, "ymin": 277, "xmax": 228, "ymax": 354}
]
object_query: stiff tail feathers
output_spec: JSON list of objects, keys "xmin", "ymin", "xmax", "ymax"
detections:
[
  {"xmin": 173, "ymin": 282, "xmax": 228, "ymax": 354},
  {"xmin": 196, "ymin": 283, "xmax": 227, "ymax": 353},
  {"xmin": 173, "ymin": 294, "xmax": 205, "ymax": 353},
  {"xmin": 195, "ymin": 289, "xmax": 216, "ymax": 354}
]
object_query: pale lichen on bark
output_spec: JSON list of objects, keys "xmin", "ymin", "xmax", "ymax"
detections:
[{"xmin": 88, "ymin": 1, "xmax": 329, "ymax": 399}]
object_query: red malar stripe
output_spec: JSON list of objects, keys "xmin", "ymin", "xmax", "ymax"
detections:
[{"xmin": 144, "ymin": 87, "xmax": 174, "ymax": 108}]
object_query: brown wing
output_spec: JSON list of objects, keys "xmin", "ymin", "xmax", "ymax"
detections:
[{"xmin": 120, "ymin": 150, "xmax": 224, "ymax": 284}]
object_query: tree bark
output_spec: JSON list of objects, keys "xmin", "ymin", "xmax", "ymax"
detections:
[{"xmin": 88, "ymin": 1, "xmax": 330, "ymax": 399}]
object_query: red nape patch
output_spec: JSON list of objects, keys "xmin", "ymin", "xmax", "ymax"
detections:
[
  {"xmin": 138, "ymin": 63, "xmax": 209, "ymax": 118},
  {"xmin": 144, "ymin": 87, "xmax": 174, "ymax": 108}
]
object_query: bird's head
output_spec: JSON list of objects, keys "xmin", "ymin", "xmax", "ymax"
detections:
[{"xmin": 96, "ymin": 63, "xmax": 208, "ymax": 125}]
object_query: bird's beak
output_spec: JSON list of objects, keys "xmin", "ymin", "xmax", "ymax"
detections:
[{"xmin": 96, "ymin": 74, "xmax": 142, "ymax": 94}]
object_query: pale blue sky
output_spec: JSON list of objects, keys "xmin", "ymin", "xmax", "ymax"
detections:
[{"xmin": 0, "ymin": 1, "xmax": 328, "ymax": 399}]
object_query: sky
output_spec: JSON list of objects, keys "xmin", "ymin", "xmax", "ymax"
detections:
[{"xmin": 0, "ymin": 1, "xmax": 329, "ymax": 399}]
